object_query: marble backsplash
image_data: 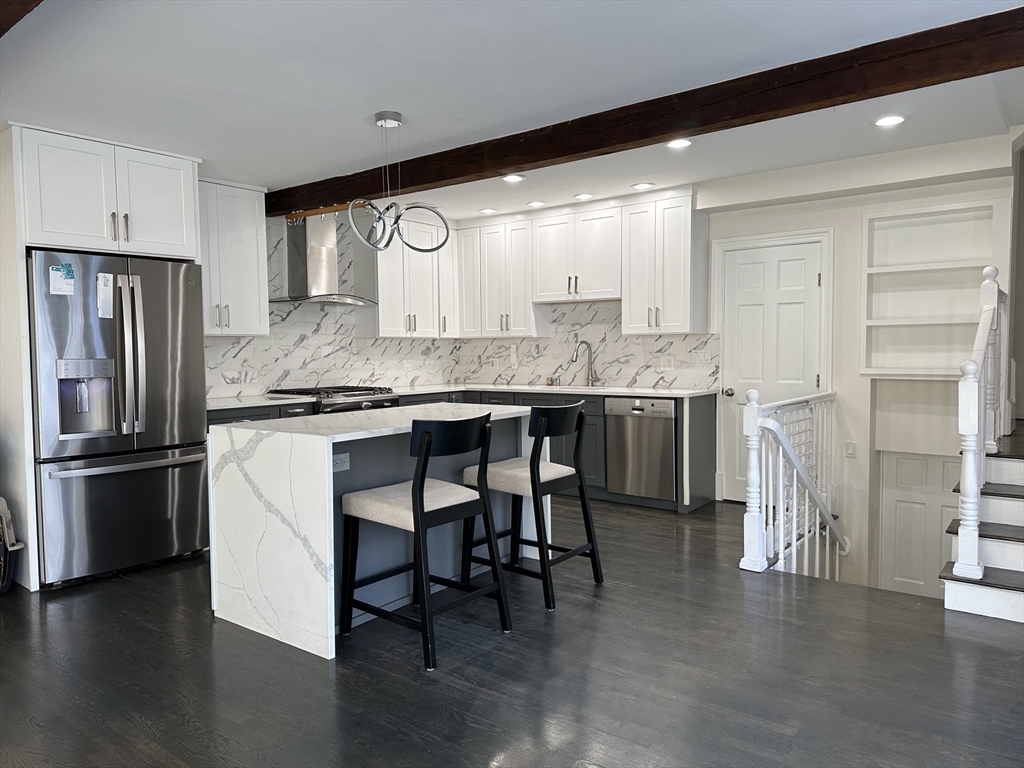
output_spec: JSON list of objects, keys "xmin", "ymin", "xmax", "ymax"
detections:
[{"xmin": 204, "ymin": 217, "xmax": 719, "ymax": 397}]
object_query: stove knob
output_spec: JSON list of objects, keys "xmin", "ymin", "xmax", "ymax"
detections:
[{"xmin": 361, "ymin": 401, "xmax": 373, "ymax": 410}]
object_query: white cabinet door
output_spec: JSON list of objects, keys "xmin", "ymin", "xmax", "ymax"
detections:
[
  {"xmin": 114, "ymin": 147, "xmax": 197, "ymax": 258},
  {"xmin": 505, "ymin": 220, "xmax": 534, "ymax": 336},
  {"xmin": 480, "ymin": 224, "xmax": 506, "ymax": 335},
  {"xmin": 655, "ymin": 196, "xmax": 707, "ymax": 334},
  {"xmin": 438, "ymin": 230, "xmax": 460, "ymax": 338},
  {"xmin": 22, "ymin": 130, "xmax": 119, "ymax": 251},
  {"xmin": 533, "ymin": 214, "xmax": 574, "ymax": 302},
  {"xmin": 403, "ymin": 222, "xmax": 439, "ymax": 337},
  {"xmin": 457, "ymin": 228, "xmax": 482, "ymax": 337},
  {"xmin": 621, "ymin": 202, "xmax": 657, "ymax": 335},
  {"xmin": 215, "ymin": 185, "xmax": 268, "ymax": 336},
  {"xmin": 575, "ymin": 208, "xmax": 621, "ymax": 300},
  {"xmin": 376, "ymin": 238, "xmax": 408, "ymax": 337},
  {"xmin": 197, "ymin": 183, "xmax": 222, "ymax": 335}
]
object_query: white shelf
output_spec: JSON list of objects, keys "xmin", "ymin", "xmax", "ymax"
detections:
[
  {"xmin": 865, "ymin": 316, "xmax": 978, "ymax": 327},
  {"xmin": 865, "ymin": 261, "xmax": 988, "ymax": 275}
]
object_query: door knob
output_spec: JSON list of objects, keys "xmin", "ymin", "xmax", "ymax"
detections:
[{"xmin": 723, "ymin": 388, "xmax": 735, "ymax": 397}]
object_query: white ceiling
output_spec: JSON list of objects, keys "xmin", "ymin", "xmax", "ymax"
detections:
[
  {"xmin": 417, "ymin": 70, "xmax": 1024, "ymax": 220},
  {"xmin": 1, "ymin": 0, "xmax": 1020, "ymax": 193}
]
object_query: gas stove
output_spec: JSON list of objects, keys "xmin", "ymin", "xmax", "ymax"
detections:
[{"xmin": 267, "ymin": 385, "xmax": 397, "ymax": 414}]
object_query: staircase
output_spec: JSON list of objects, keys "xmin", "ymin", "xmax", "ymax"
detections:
[
  {"xmin": 941, "ymin": 423, "xmax": 1024, "ymax": 622},
  {"xmin": 939, "ymin": 266, "xmax": 1023, "ymax": 623}
]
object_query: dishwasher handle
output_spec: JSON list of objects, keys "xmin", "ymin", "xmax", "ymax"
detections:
[{"xmin": 604, "ymin": 397, "xmax": 676, "ymax": 418}]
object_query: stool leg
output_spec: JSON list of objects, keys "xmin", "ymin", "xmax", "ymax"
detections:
[
  {"xmin": 412, "ymin": 539, "xmax": 421, "ymax": 607},
  {"xmin": 480, "ymin": 502, "xmax": 512, "ymax": 633},
  {"xmin": 509, "ymin": 495, "xmax": 523, "ymax": 567},
  {"xmin": 340, "ymin": 516, "xmax": 359, "ymax": 635},
  {"xmin": 459, "ymin": 516, "xmax": 475, "ymax": 584},
  {"xmin": 579, "ymin": 479, "xmax": 604, "ymax": 585},
  {"xmin": 530, "ymin": 487, "xmax": 556, "ymax": 611},
  {"xmin": 413, "ymin": 525, "xmax": 436, "ymax": 671}
]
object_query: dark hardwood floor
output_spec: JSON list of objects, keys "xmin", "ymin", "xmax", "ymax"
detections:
[{"xmin": 2, "ymin": 499, "xmax": 1023, "ymax": 767}]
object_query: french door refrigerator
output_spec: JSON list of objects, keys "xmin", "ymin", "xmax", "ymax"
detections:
[{"xmin": 28, "ymin": 250, "xmax": 208, "ymax": 585}]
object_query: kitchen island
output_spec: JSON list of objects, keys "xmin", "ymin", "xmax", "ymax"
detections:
[{"xmin": 207, "ymin": 403, "xmax": 539, "ymax": 659}]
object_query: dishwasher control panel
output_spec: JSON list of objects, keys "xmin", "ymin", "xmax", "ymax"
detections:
[{"xmin": 604, "ymin": 398, "xmax": 676, "ymax": 418}]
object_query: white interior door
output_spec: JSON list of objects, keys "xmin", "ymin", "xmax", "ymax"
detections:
[{"xmin": 722, "ymin": 239, "xmax": 822, "ymax": 501}]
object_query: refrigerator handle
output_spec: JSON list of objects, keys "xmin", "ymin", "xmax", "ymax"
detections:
[
  {"xmin": 131, "ymin": 275, "xmax": 147, "ymax": 434},
  {"xmin": 117, "ymin": 275, "xmax": 136, "ymax": 435}
]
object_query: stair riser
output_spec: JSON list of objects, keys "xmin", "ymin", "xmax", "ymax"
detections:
[
  {"xmin": 944, "ymin": 580, "xmax": 1024, "ymax": 623},
  {"xmin": 985, "ymin": 458, "xmax": 1024, "ymax": 485},
  {"xmin": 980, "ymin": 496, "xmax": 1024, "ymax": 526},
  {"xmin": 954, "ymin": 536, "xmax": 1024, "ymax": 571}
]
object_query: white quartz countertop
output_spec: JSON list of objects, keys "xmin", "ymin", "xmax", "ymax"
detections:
[
  {"xmin": 207, "ymin": 394, "xmax": 317, "ymax": 411},
  {"xmin": 209, "ymin": 402, "xmax": 531, "ymax": 443},
  {"xmin": 394, "ymin": 383, "xmax": 716, "ymax": 398}
]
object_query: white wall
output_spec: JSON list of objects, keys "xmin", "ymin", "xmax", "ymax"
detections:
[{"xmin": 707, "ymin": 177, "xmax": 1013, "ymax": 587}]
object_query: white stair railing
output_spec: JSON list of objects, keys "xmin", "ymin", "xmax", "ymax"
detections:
[
  {"xmin": 740, "ymin": 390, "xmax": 851, "ymax": 579},
  {"xmin": 954, "ymin": 266, "xmax": 1011, "ymax": 580}
]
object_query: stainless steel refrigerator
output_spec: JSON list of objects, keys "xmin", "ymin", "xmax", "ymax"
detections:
[{"xmin": 28, "ymin": 250, "xmax": 208, "ymax": 585}]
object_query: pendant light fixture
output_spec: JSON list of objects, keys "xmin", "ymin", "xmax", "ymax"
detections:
[{"xmin": 349, "ymin": 111, "xmax": 450, "ymax": 253}]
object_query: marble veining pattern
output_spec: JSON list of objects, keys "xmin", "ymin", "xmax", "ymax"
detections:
[{"xmin": 205, "ymin": 217, "xmax": 719, "ymax": 397}]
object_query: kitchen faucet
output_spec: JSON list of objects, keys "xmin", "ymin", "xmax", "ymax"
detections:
[{"xmin": 571, "ymin": 340, "xmax": 601, "ymax": 387}]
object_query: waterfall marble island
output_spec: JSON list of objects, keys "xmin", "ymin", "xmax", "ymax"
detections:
[{"xmin": 207, "ymin": 402, "xmax": 540, "ymax": 659}]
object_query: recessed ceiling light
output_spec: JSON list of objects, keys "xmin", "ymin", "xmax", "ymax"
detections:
[
  {"xmin": 573, "ymin": 193, "xmax": 594, "ymax": 200},
  {"xmin": 874, "ymin": 115, "xmax": 905, "ymax": 127},
  {"xmin": 631, "ymin": 182, "xmax": 655, "ymax": 191},
  {"xmin": 526, "ymin": 201, "xmax": 545, "ymax": 208},
  {"xmin": 478, "ymin": 208, "xmax": 497, "ymax": 214},
  {"xmin": 666, "ymin": 138, "xmax": 692, "ymax": 149},
  {"xmin": 502, "ymin": 174, "xmax": 526, "ymax": 183}
]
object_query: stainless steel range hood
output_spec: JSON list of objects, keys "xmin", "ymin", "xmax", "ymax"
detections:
[{"xmin": 269, "ymin": 214, "xmax": 377, "ymax": 306}]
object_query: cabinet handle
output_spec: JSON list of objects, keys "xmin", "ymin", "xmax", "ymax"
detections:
[
  {"xmin": 648, "ymin": 307, "xmax": 652, "ymax": 328},
  {"xmin": 413, "ymin": 313, "xmax": 417, "ymax": 331},
  {"xmin": 575, "ymin": 275, "xmax": 579, "ymax": 295},
  {"xmin": 123, "ymin": 213, "xmax": 130, "ymax": 242},
  {"xmin": 214, "ymin": 304, "xmax": 221, "ymax": 327},
  {"xmin": 406, "ymin": 314, "xmax": 410, "ymax": 331},
  {"xmin": 499, "ymin": 314, "xmax": 504, "ymax": 332},
  {"xmin": 442, "ymin": 315, "xmax": 446, "ymax": 333},
  {"xmin": 567, "ymin": 276, "xmax": 572, "ymax": 295},
  {"xmin": 284, "ymin": 407, "xmax": 305, "ymax": 414},
  {"xmin": 111, "ymin": 211, "xmax": 118, "ymax": 241},
  {"xmin": 655, "ymin": 307, "xmax": 660, "ymax": 327},
  {"xmin": 505, "ymin": 313, "xmax": 510, "ymax": 332},
  {"xmin": 224, "ymin": 304, "xmax": 231, "ymax": 328}
]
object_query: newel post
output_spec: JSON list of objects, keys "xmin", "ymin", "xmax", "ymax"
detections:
[
  {"xmin": 981, "ymin": 266, "xmax": 999, "ymax": 454},
  {"xmin": 739, "ymin": 389, "xmax": 768, "ymax": 572},
  {"xmin": 953, "ymin": 360, "xmax": 984, "ymax": 580}
]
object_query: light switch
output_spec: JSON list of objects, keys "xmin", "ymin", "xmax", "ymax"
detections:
[{"xmin": 845, "ymin": 441, "xmax": 857, "ymax": 458}]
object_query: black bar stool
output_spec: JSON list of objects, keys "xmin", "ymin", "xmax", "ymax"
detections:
[
  {"xmin": 461, "ymin": 402, "xmax": 603, "ymax": 611},
  {"xmin": 339, "ymin": 413, "xmax": 512, "ymax": 671}
]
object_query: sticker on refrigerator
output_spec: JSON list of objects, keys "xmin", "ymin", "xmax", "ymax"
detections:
[
  {"xmin": 97, "ymin": 273, "xmax": 114, "ymax": 318},
  {"xmin": 49, "ymin": 264, "xmax": 75, "ymax": 296}
]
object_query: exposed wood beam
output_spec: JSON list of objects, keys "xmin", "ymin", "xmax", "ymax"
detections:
[
  {"xmin": 266, "ymin": 9, "xmax": 1024, "ymax": 217},
  {"xmin": 1, "ymin": 0, "xmax": 43, "ymax": 38}
]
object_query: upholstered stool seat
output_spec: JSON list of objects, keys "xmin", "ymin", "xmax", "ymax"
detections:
[
  {"xmin": 343, "ymin": 479, "xmax": 478, "ymax": 532},
  {"xmin": 464, "ymin": 457, "xmax": 575, "ymax": 497}
]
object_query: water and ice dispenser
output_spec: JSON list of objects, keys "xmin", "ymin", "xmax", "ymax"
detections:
[{"xmin": 55, "ymin": 358, "xmax": 116, "ymax": 439}]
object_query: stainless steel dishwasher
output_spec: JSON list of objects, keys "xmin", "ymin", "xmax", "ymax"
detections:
[{"xmin": 604, "ymin": 398, "xmax": 676, "ymax": 501}]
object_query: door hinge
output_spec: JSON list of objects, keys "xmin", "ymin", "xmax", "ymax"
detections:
[
  {"xmin": 816, "ymin": 374, "xmax": 820, "ymax": 388},
  {"xmin": 817, "ymin": 272, "xmax": 821, "ymax": 287}
]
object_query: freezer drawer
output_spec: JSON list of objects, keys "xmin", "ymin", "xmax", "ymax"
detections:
[{"xmin": 37, "ymin": 446, "xmax": 208, "ymax": 584}]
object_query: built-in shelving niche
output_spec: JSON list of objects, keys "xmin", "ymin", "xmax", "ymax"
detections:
[{"xmin": 861, "ymin": 199, "xmax": 1010, "ymax": 378}]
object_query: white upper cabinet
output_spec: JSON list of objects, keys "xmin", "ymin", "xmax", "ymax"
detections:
[
  {"xmin": 533, "ymin": 214, "xmax": 575, "ymax": 301},
  {"xmin": 437, "ymin": 229, "xmax": 460, "ymax": 338},
  {"xmin": 22, "ymin": 130, "xmax": 119, "ymax": 250},
  {"xmin": 621, "ymin": 195, "xmax": 708, "ymax": 335},
  {"xmin": 21, "ymin": 128, "xmax": 198, "ymax": 259},
  {"xmin": 533, "ymin": 207, "xmax": 621, "ymax": 302},
  {"xmin": 374, "ymin": 221, "xmax": 440, "ymax": 338},
  {"xmin": 480, "ymin": 221, "xmax": 546, "ymax": 337},
  {"xmin": 114, "ymin": 147, "xmax": 197, "ymax": 258},
  {"xmin": 456, "ymin": 228, "xmax": 482, "ymax": 337},
  {"xmin": 198, "ymin": 181, "xmax": 268, "ymax": 337},
  {"xmin": 375, "ymin": 235, "xmax": 409, "ymax": 337},
  {"xmin": 480, "ymin": 224, "xmax": 506, "ymax": 336}
]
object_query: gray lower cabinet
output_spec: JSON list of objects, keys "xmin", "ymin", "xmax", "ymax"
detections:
[
  {"xmin": 478, "ymin": 392, "xmax": 516, "ymax": 406},
  {"xmin": 207, "ymin": 402, "xmax": 314, "ymax": 426},
  {"xmin": 398, "ymin": 392, "xmax": 450, "ymax": 406},
  {"xmin": 452, "ymin": 391, "xmax": 482, "ymax": 404}
]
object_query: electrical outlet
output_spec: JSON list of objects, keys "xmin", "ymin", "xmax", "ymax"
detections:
[
  {"xmin": 844, "ymin": 441, "xmax": 857, "ymax": 458},
  {"xmin": 332, "ymin": 453, "xmax": 350, "ymax": 472},
  {"xmin": 692, "ymin": 349, "xmax": 712, "ymax": 364},
  {"xmin": 659, "ymin": 355, "xmax": 675, "ymax": 371},
  {"xmin": 403, "ymin": 359, "xmax": 415, "ymax": 372}
]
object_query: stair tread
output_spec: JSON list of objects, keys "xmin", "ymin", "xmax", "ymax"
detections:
[
  {"xmin": 990, "ymin": 423, "xmax": 1024, "ymax": 460},
  {"xmin": 952, "ymin": 481, "xmax": 1024, "ymax": 499},
  {"xmin": 940, "ymin": 561, "xmax": 1024, "ymax": 592},
  {"xmin": 946, "ymin": 519, "xmax": 1024, "ymax": 543}
]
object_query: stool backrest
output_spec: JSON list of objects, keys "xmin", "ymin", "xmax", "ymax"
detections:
[
  {"xmin": 528, "ymin": 401, "xmax": 585, "ymax": 439},
  {"xmin": 410, "ymin": 413, "xmax": 491, "ymax": 458}
]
